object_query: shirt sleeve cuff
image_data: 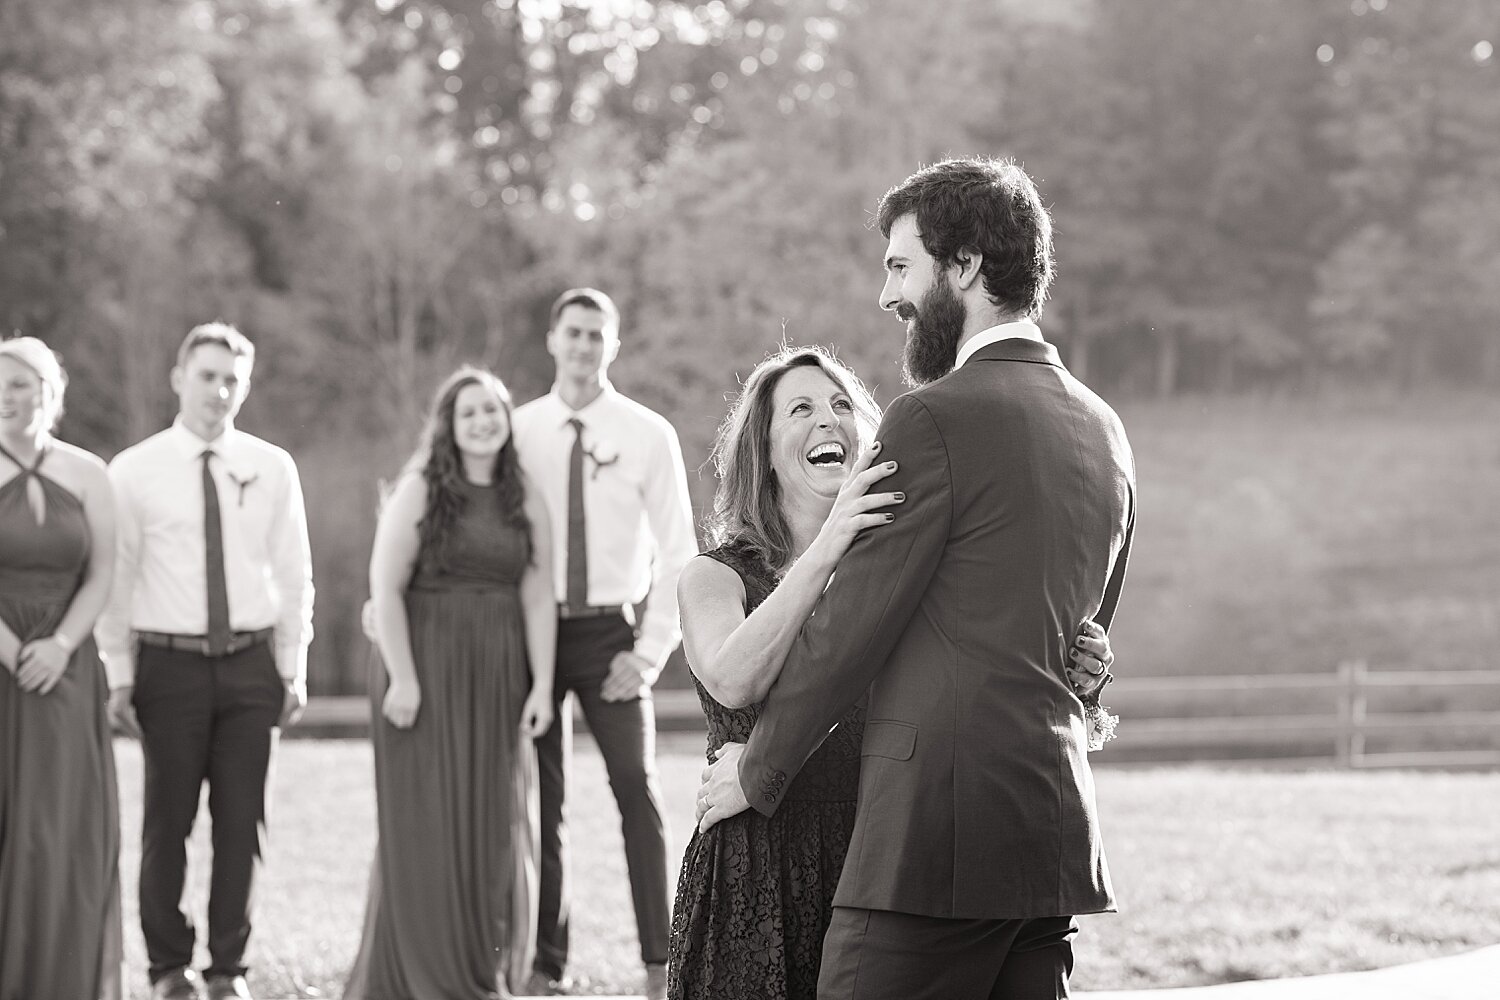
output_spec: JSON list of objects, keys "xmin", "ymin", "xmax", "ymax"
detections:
[
  {"xmin": 632, "ymin": 631, "xmax": 674, "ymax": 670},
  {"xmin": 276, "ymin": 641, "xmax": 308, "ymax": 688},
  {"xmin": 102, "ymin": 652, "xmax": 136, "ymax": 691}
]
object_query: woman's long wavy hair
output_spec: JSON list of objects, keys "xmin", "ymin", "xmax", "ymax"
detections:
[
  {"xmin": 705, "ymin": 346, "xmax": 882, "ymax": 571},
  {"xmin": 404, "ymin": 366, "xmax": 530, "ymax": 565}
]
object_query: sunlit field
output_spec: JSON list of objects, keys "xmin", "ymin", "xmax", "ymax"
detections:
[
  {"xmin": 111, "ymin": 736, "xmax": 1500, "ymax": 998},
  {"xmin": 1104, "ymin": 390, "xmax": 1500, "ymax": 682}
]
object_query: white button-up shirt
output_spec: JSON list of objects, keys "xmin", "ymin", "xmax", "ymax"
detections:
[
  {"xmin": 512, "ymin": 382, "xmax": 698, "ymax": 667},
  {"xmin": 95, "ymin": 418, "xmax": 315, "ymax": 690},
  {"xmin": 954, "ymin": 319, "xmax": 1045, "ymax": 369}
]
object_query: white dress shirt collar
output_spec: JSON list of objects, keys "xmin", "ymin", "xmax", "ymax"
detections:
[
  {"xmin": 954, "ymin": 319, "xmax": 1044, "ymax": 370},
  {"xmin": 168, "ymin": 416, "xmax": 239, "ymax": 458},
  {"xmin": 544, "ymin": 379, "xmax": 618, "ymax": 428}
]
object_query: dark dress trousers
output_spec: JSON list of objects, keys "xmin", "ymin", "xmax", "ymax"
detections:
[{"xmin": 737, "ymin": 338, "xmax": 1135, "ymax": 994}]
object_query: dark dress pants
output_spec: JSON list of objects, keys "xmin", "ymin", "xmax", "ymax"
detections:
[
  {"xmin": 818, "ymin": 907, "xmax": 1077, "ymax": 1000},
  {"xmin": 534, "ymin": 614, "xmax": 671, "ymax": 978},
  {"xmin": 132, "ymin": 641, "xmax": 283, "ymax": 982}
]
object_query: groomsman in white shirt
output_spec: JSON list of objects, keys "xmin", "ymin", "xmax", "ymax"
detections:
[
  {"xmin": 513, "ymin": 289, "xmax": 698, "ymax": 1000},
  {"xmin": 97, "ymin": 323, "xmax": 314, "ymax": 1000}
]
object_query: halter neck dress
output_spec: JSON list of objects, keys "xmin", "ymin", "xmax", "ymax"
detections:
[{"xmin": 0, "ymin": 442, "xmax": 124, "ymax": 1000}]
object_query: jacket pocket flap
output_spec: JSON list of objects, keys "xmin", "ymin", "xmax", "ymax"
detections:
[{"xmin": 862, "ymin": 720, "xmax": 917, "ymax": 761}]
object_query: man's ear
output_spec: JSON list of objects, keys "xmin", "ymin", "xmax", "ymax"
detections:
[
  {"xmin": 953, "ymin": 248, "xmax": 983, "ymax": 291},
  {"xmin": 169, "ymin": 366, "xmax": 183, "ymax": 395}
]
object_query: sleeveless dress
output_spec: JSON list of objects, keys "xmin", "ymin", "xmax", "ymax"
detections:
[
  {"xmin": 667, "ymin": 541, "xmax": 864, "ymax": 1000},
  {"xmin": 345, "ymin": 479, "xmax": 539, "ymax": 1000},
  {"xmin": 0, "ymin": 446, "xmax": 124, "ymax": 1000}
]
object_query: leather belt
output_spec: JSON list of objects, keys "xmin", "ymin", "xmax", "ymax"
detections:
[
  {"xmin": 557, "ymin": 603, "xmax": 625, "ymax": 621},
  {"xmin": 136, "ymin": 628, "xmax": 275, "ymax": 658}
]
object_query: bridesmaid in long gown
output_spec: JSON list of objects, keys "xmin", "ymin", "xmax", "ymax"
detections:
[
  {"xmin": 0, "ymin": 337, "xmax": 123, "ymax": 1000},
  {"xmin": 345, "ymin": 366, "xmax": 556, "ymax": 1000},
  {"xmin": 667, "ymin": 347, "xmax": 1115, "ymax": 999}
]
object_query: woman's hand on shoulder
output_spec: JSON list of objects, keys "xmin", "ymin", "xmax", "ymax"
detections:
[{"xmin": 811, "ymin": 441, "xmax": 903, "ymax": 563}]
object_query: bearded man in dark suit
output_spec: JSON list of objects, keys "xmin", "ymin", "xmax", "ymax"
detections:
[{"xmin": 696, "ymin": 156, "xmax": 1135, "ymax": 999}]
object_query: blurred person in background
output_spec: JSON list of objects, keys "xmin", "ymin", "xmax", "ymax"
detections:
[
  {"xmin": 512, "ymin": 288, "xmax": 698, "ymax": 1000},
  {"xmin": 345, "ymin": 366, "xmax": 556, "ymax": 1000},
  {"xmin": 0, "ymin": 336, "xmax": 123, "ymax": 1000},
  {"xmin": 98, "ymin": 323, "xmax": 314, "ymax": 1000}
]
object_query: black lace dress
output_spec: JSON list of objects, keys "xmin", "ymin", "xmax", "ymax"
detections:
[{"xmin": 667, "ymin": 541, "xmax": 864, "ymax": 1000}]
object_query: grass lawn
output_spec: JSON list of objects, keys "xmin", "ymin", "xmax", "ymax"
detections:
[{"xmin": 112, "ymin": 735, "xmax": 1500, "ymax": 998}]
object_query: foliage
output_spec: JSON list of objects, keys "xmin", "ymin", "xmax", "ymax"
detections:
[{"xmin": 1314, "ymin": 0, "xmax": 1500, "ymax": 385}]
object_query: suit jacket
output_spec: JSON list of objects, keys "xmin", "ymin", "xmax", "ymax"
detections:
[{"xmin": 738, "ymin": 337, "xmax": 1135, "ymax": 920}]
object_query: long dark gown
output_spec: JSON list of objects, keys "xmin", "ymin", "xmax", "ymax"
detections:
[
  {"xmin": 667, "ymin": 541, "xmax": 864, "ymax": 1000},
  {"xmin": 345, "ymin": 478, "xmax": 538, "ymax": 1000},
  {"xmin": 0, "ymin": 448, "xmax": 123, "ymax": 1000}
]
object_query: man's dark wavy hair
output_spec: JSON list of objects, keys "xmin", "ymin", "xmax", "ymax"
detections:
[
  {"xmin": 404, "ymin": 366, "xmax": 530, "ymax": 567},
  {"xmin": 876, "ymin": 156, "xmax": 1055, "ymax": 321}
]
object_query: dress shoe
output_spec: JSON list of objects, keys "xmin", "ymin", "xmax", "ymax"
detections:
[
  {"xmin": 151, "ymin": 967, "xmax": 202, "ymax": 1000},
  {"xmin": 204, "ymin": 974, "xmax": 254, "ymax": 1000},
  {"xmin": 645, "ymin": 962, "xmax": 668, "ymax": 1000}
]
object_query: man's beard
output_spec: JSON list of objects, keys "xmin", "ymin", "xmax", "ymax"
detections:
[{"xmin": 897, "ymin": 275, "xmax": 967, "ymax": 387}]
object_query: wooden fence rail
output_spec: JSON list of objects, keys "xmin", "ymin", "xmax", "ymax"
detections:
[
  {"xmin": 1091, "ymin": 661, "xmax": 1500, "ymax": 768},
  {"xmin": 297, "ymin": 663, "xmax": 1500, "ymax": 768}
]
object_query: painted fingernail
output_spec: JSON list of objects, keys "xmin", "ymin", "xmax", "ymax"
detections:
[
  {"xmin": 872, "ymin": 441, "xmax": 882, "ymax": 451},
  {"xmin": 885, "ymin": 513, "xmax": 895, "ymax": 521},
  {"xmin": 893, "ymin": 492, "xmax": 905, "ymax": 502},
  {"xmin": 886, "ymin": 462, "xmax": 897, "ymax": 471}
]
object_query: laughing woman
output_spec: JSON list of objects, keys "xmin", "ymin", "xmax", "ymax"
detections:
[
  {"xmin": 345, "ymin": 367, "xmax": 556, "ymax": 1000},
  {"xmin": 666, "ymin": 346, "xmax": 1113, "ymax": 999}
]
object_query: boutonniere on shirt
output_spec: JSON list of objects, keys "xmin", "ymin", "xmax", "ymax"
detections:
[
  {"xmin": 583, "ymin": 443, "xmax": 620, "ymax": 481},
  {"xmin": 227, "ymin": 470, "xmax": 259, "ymax": 507}
]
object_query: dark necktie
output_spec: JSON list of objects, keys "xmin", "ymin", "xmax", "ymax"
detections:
[
  {"xmin": 566, "ymin": 418, "xmax": 589, "ymax": 609},
  {"xmin": 202, "ymin": 450, "xmax": 233, "ymax": 656}
]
